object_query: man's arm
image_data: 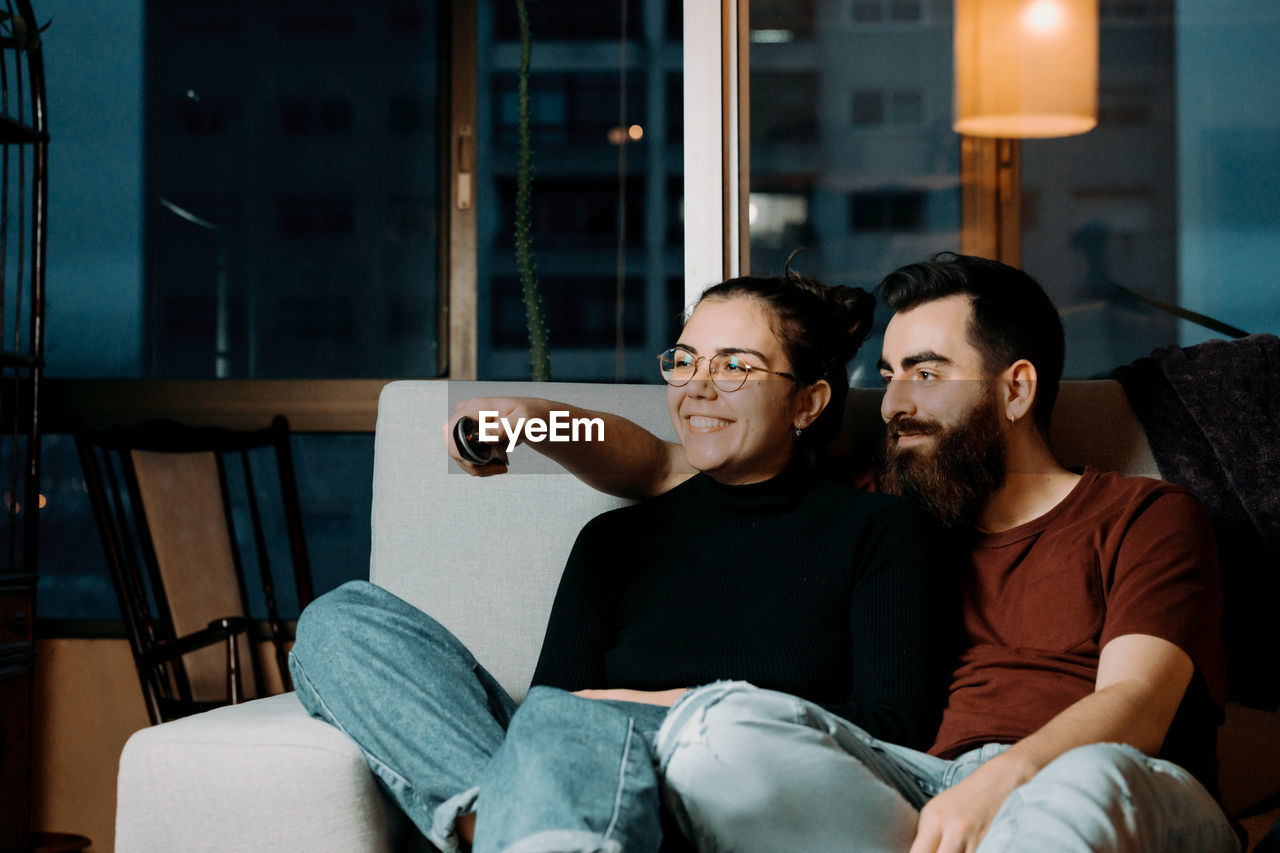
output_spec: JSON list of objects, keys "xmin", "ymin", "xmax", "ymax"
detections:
[
  {"xmin": 442, "ymin": 396, "xmax": 694, "ymax": 498},
  {"xmin": 908, "ymin": 633, "xmax": 1193, "ymax": 853}
]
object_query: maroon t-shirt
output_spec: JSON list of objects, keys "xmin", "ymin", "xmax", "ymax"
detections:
[{"xmin": 930, "ymin": 468, "xmax": 1228, "ymax": 788}]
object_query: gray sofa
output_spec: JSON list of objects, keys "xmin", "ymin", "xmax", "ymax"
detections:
[{"xmin": 113, "ymin": 379, "xmax": 1280, "ymax": 852}]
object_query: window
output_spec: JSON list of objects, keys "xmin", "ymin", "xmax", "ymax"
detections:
[
  {"xmin": 475, "ymin": 0, "xmax": 684, "ymax": 382},
  {"xmin": 749, "ymin": 1, "xmax": 959, "ymax": 383},
  {"xmin": 853, "ymin": 88, "xmax": 924, "ymax": 127},
  {"xmin": 851, "ymin": 1, "xmax": 884, "ymax": 24},
  {"xmin": 751, "ymin": 0, "xmax": 815, "ymax": 37},
  {"xmin": 275, "ymin": 196, "xmax": 357, "ymax": 242},
  {"xmin": 850, "ymin": 191, "xmax": 928, "ymax": 232},
  {"xmin": 275, "ymin": 94, "xmax": 354, "ymax": 136},
  {"xmin": 852, "ymin": 90, "xmax": 885, "ymax": 126},
  {"xmin": 490, "ymin": 1, "xmax": 644, "ymax": 40},
  {"xmin": 890, "ymin": 90, "xmax": 924, "ymax": 124},
  {"xmin": 143, "ymin": 2, "xmax": 441, "ymax": 379},
  {"xmin": 665, "ymin": 176, "xmax": 685, "ymax": 248},
  {"xmin": 665, "ymin": 73, "xmax": 684, "ymax": 144},
  {"xmin": 276, "ymin": 95, "xmax": 312, "ymax": 135},
  {"xmin": 1098, "ymin": 87, "xmax": 1151, "ymax": 125},
  {"xmin": 171, "ymin": 92, "xmax": 241, "ymax": 136},
  {"xmin": 492, "ymin": 73, "xmax": 645, "ymax": 149},
  {"xmin": 319, "ymin": 96, "xmax": 354, "ymax": 134},
  {"xmin": 749, "ymin": 192, "xmax": 813, "ymax": 249},
  {"xmin": 891, "ymin": 1, "xmax": 923, "ymax": 22},
  {"xmin": 751, "ymin": 73, "xmax": 820, "ymax": 144},
  {"xmin": 494, "ymin": 178, "xmax": 645, "ymax": 250},
  {"xmin": 388, "ymin": 94, "xmax": 427, "ymax": 134},
  {"xmin": 491, "ymin": 276, "xmax": 647, "ymax": 349},
  {"xmin": 278, "ymin": 12, "xmax": 355, "ymax": 36},
  {"xmin": 1101, "ymin": 0, "xmax": 1163, "ymax": 22},
  {"xmin": 851, "ymin": 0, "xmax": 926, "ymax": 25}
]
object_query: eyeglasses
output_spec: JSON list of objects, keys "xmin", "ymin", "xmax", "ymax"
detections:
[{"xmin": 657, "ymin": 347, "xmax": 798, "ymax": 392}]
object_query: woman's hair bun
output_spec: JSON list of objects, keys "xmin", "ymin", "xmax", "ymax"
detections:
[{"xmin": 782, "ymin": 263, "xmax": 875, "ymax": 363}]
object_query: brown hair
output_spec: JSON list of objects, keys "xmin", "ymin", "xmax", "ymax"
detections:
[{"xmin": 696, "ymin": 271, "xmax": 875, "ymax": 460}]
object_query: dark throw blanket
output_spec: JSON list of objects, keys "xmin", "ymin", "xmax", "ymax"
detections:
[{"xmin": 1113, "ymin": 334, "xmax": 1280, "ymax": 710}]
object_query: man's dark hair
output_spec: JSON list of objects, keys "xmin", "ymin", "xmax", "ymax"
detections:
[{"xmin": 875, "ymin": 253, "xmax": 1065, "ymax": 433}]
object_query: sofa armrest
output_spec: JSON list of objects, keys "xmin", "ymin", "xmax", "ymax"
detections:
[{"xmin": 115, "ymin": 693, "xmax": 432, "ymax": 853}]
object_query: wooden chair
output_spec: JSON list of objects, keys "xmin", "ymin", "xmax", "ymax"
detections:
[{"xmin": 73, "ymin": 415, "xmax": 314, "ymax": 724}]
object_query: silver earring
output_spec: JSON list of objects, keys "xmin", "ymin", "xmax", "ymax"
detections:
[
  {"xmin": 1009, "ymin": 414, "xmax": 1017, "ymax": 424},
  {"xmin": 795, "ymin": 426, "xmax": 803, "ymax": 437}
]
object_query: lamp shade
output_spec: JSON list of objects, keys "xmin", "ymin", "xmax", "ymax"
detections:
[{"xmin": 954, "ymin": 0, "xmax": 1098, "ymax": 138}]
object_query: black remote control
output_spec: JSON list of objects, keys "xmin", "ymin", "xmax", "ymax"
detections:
[{"xmin": 453, "ymin": 416, "xmax": 499, "ymax": 465}]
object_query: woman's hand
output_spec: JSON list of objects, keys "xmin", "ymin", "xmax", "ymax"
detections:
[
  {"xmin": 443, "ymin": 396, "xmax": 546, "ymax": 476},
  {"xmin": 573, "ymin": 688, "xmax": 689, "ymax": 707},
  {"xmin": 444, "ymin": 396, "xmax": 691, "ymax": 497}
]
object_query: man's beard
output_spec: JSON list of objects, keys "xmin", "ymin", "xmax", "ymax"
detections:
[{"xmin": 876, "ymin": 390, "xmax": 1007, "ymax": 530}]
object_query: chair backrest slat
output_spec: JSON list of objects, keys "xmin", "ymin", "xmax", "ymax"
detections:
[
  {"xmin": 239, "ymin": 446, "xmax": 287, "ymax": 694},
  {"xmin": 101, "ymin": 449, "xmax": 157, "ymax": 648},
  {"xmin": 273, "ymin": 415, "xmax": 314, "ymax": 608}
]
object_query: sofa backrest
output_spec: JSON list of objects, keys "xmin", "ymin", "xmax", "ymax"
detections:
[
  {"xmin": 370, "ymin": 381, "xmax": 674, "ymax": 700},
  {"xmin": 369, "ymin": 378, "xmax": 1155, "ymax": 701}
]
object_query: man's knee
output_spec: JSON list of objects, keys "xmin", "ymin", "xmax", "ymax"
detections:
[
  {"xmin": 657, "ymin": 683, "xmax": 920, "ymax": 853},
  {"xmin": 980, "ymin": 744, "xmax": 1237, "ymax": 853},
  {"xmin": 1006, "ymin": 742, "xmax": 1180, "ymax": 830},
  {"xmin": 1029, "ymin": 742, "xmax": 1230, "ymax": 825},
  {"xmin": 656, "ymin": 681, "xmax": 802, "ymax": 764},
  {"xmin": 1039, "ymin": 742, "xmax": 1145, "ymax": 783},
  {"xmin": 657, "ymin": 681, "xmax": 856, "ymax": 811}
]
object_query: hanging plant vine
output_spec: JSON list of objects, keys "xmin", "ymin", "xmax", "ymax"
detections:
[{"xmin": 515, "ymin": 0, "xmax": 550, "ymax": 381}]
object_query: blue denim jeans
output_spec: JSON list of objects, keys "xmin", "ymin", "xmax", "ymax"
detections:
[
  {"xmin": 289, "ymin": 581, "xmax": 670, "ymax": 853},
  {"xmin": 655, "ymin": 682, "xmax": 1240, "ymax": 853}
]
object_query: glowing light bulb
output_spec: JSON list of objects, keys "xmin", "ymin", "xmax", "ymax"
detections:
[{"xmin": 1023, "ymin": 0, "xmax": 1064, "ymax": 34}]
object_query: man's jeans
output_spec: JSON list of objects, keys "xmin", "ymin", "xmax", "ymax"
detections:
[
  {"xmin": 289, "ymin": 581, "xmax": 669, "ymax": 853},
  {"xmin": 655, "ymin": 682, "xmax": 1241, "ymax": 853}
]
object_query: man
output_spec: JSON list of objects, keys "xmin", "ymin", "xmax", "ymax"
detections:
[{"xmin": 446, "ymin": 255, "xmax": 1238, "ymax": 851}]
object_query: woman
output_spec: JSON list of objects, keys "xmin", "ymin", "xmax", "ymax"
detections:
[{"xmin": 289, "ymin": 272, "xmax": 949, "ymax": 853}]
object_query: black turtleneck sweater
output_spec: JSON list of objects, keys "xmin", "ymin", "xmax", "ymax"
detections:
[{"xmin": 530, "ymin": 467, "xmax": 952, "ymax": 750}]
